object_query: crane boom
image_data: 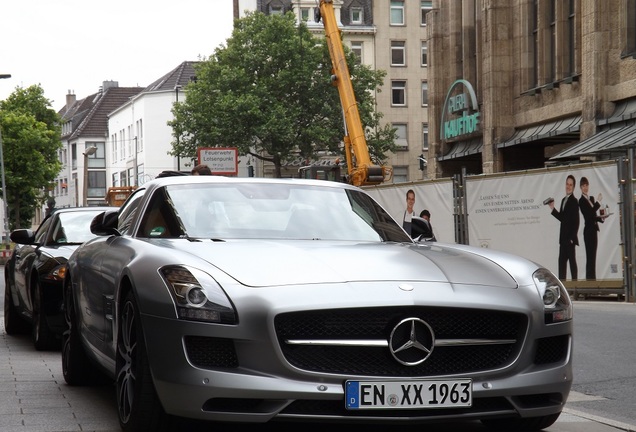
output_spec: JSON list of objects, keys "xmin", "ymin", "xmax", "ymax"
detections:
[{"xmin": 318, "ymin": 0, "xmax": 391, "ymax": 186}]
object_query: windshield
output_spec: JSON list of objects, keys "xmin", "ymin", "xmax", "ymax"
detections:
[
  {"xmin": 52, "ymin": 210, "xmax": 105, "ymax": 244},
  {"xmin": 138, "ymin": 183, "xmax": 410, "ymax": 242}
]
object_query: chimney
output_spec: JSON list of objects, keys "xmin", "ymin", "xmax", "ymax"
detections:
[
  {"xmin": 66, "ymin": 90, "xmax": 76, "ymax": 108},
  {"xmin": 102, "ymin": 80, "xmax": 119, "ymax": 92}
]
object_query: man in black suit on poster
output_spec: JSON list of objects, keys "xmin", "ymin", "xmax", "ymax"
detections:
[
  {"xmin": 548, "ymin": 174, "xmax": 580, "ymax": 280},
  {"xmin": 578, "ymin": 176, "xmax": 603, "ymax": 280}
]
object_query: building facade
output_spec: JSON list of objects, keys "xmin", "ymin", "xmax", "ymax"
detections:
[
  {"xmin": 427, "ymin": 0, "xmax": 636, "ymax": 179},
  {"xmin": 236, "ymin": 0, "xmax": 431, "ymax": 183}
]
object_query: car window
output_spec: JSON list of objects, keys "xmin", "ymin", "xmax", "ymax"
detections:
[
  {"xmin": 34, "ymin": 217, "xmax": 53, "ymax": 244},
  {"xmin": 161, "ymin": 183, "xmax": 411, "ymax": 242},
  {"xmin": 138, "ymin": 188, "xmax": 185, "ymax": 238},
  {"xmin": 53, "ymin": 211, "xmax": 106, "ymax": 244},
  {"xmin": 118, "ymin": 188, "xmax": 146, "ymax": 235}
]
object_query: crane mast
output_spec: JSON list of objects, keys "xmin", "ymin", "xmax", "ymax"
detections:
[{"xmin": 317, "ymin": 0, "xmax": 391, "ymax": 186}]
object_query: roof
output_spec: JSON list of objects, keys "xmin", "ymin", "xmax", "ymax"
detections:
[
  {"xmin": 59, "ymin": 86, "xmax": 143, "ymax": 140},
  {"xmin": 142, "ymin": 61, "xmax": 200, "ymax": 93}
]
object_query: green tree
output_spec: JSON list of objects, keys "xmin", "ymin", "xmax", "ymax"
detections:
[
  {"xmin": 170, "ymin": 11, "xmax": 396, "ymax": 178},
  {"xmin": 0, "ymin": 85, "xmax": 62, "ymax": 229}
]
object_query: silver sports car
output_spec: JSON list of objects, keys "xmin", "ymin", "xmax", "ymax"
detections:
[{"xmin": 63, "ymin": 175, "xmax": 572, "ymax": 431}]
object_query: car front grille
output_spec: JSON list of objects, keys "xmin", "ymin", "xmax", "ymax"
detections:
[
  {"xmin": 184, "ymin": 336, "xmax": 239, "ymax": 369},
  {"xmin": 534, "ymin": 335, "xmax": 569, "ymax": 365},
  {"xmin": 275, "ymin": 307, "xmax": 527, "ymax": 376}
]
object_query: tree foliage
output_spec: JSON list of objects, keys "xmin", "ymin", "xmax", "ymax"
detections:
[
  {"xmin": 0, "ymin": 85, "xmax": 62, "ymax": 229},
  {"xmin": 170, "ymin": 11, "xmax": 396, "ymax": 177}
]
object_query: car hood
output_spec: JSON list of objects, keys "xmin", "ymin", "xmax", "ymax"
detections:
[{"xmin": 172, "ymin": 240, "xmax": 519, "ymax": 288}]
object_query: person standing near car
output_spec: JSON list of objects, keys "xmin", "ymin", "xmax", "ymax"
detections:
[
  {"xmin": 419, "ymin": 209, "xmax": 436, "ymax": 241},
  {"xmin": 578, "ymin": 176, "xmax": 603, "ymax": 280},
  {"xmin": 191, "ymin": 164, "xmax": 212, "ymax": 175},
  {"xmin": 548, "ymin": 174, "xmax": 580, "ymax": 280},
  {"xmin": 402, "ymin": 189, "xmax": 416, "ymax": 236}
]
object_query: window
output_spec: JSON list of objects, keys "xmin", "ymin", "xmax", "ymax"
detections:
[
  {"xmin": 421, "ymin": 81, "xmax": 428, "ymax": 106},
  {"xmin": 270, "ymin": 4, "xmax": 284, "ymax": 15},
  {"xmin": 422, "ymin": 124, "xmax": 429, "ymax": 150},
  {"xmin": 136, "ymin": 118, "xmax": 143, "ymax": 152},
  {"xmin": 120, "ymin": 170, "xmax": 128, "ymax": 187},
  {"xmin": 300, "ymin": 7, "xmax": 310, "ymax": 21},
  {"xmin": 392, "ymin": 80, "xmax": 407, "ymax": 106},
  {"xmin": 566, "ymin": 0, "xmax": 575, "ymax": 75},
  {"xmin": 351, "ymin": 7, "xmax": 363, "ymax": 24},
  {"xmin": 548, "ymin": 0, "xmax": 556, "ymax": 83},
  {"xmin": 626, "ymin": 0, "xmax": 636, "ymax": 56},
  {"xmin": 393, "ymin": 123, "xmax": 408, "ymax": 149},
  {"xmin": 119, "ymin": 130, "xmax": 125, "ymax": 161},
  {"xmin": 421, "ymin": 41, "xmax": 428, "ymax": 66},
  {"xmin": 87, "ymin": 171, "xmax": 106, "ymax": 199},
  {"xmin": 86, "ymin": 142, "xmax": 106, "ymax": 168},
  {"xmin": 391, "ymin": 41, "xmax": 406, "ymax": 66},
  {"xmin": 530, "ymin": 0, "xmax": 538, "ymax": 88},
  {"xmin": 390, "ymin": 1, "xmax": 405, "ymax": 25},
  {"xmin": 421, "ymin": 1, "xmax": 432, "ymax": 26},
  {"xmin": 351, "ymin": 41, "xmax": 363, "ymax": 63},
  {"xmin": 127, "ymin": 125, "xmax": 133, "ymax": 159},
  {"xmin": 112, "ymin": 173, "xmax": 119, "ymax": 188},
  {"xmin": 392, "ymin": 166, "xmax": 408, "ymax": 184}
]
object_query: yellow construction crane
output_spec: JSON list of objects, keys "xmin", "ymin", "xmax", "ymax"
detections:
[{"xmin": 317, "ymin": 0, "xmax": 392, "ymax": 186}]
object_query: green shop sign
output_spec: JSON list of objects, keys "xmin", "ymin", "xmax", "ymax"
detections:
[{"xmin": 440, "ymin": 79, "xmax": 480, "ymax": 141}]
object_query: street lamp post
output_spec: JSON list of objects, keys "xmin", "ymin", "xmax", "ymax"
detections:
[
  {"xmin": 1, "ymin": 74, "xmax": 11, "ymax": 244},
  {"xmin": 83, "ymin": 146, "xmax": 98, "ymax": 206}
]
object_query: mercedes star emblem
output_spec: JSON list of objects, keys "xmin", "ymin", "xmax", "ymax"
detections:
[{"xmin": 389, "ymin": 317, "xmax": 435, "ymax": 366}]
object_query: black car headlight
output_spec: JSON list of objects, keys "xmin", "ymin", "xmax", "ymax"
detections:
[
  {"xmin": 43, "ymin": 264, "xmax": 67, "ymax": 282},
  {"xmin": 160, "ymin": 265, "xmax": 237, "ymax": 324},
  {"xmin": 533, "ymin": 268, "xmax": 573, "ymax": 324}
]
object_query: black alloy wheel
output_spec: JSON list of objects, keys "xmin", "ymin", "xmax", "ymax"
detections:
[{"xmin": 116, "ymin": 291, "xmax": 171, "ymax": 432}]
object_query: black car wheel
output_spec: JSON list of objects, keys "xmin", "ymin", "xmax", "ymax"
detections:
[
  {"xmin": 4, "ymin": 278, "xmax": 29, "ymax": 335},
  {"xmin": 62, "ymin": 277, "xmax": 103, "ymax": 385},
  {"xmin": 116, "ymin": 291, "xmax": 171, "ymax": 432},
  {"xmin": 32, "ymin": 280, "xmax": 57, "ymax": 351}
]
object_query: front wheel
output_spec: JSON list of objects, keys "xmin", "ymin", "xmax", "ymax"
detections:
[
  {"xmin": 481, "ymin": 412, "xmax": 561, "ymax": 431},
  {"xmin": 32, "ymin": 280, "xmax": 57, "ymax": 351},
  {"xmin": 116, "ymin": 291, "xmax": 172, "ymax": 432},
  {"xmin": 4, "ymin": 279, "xmax": 29, "ymax": 335},
  {"xmin": 62, "ymin": 277, "xmax": 104, "ymax": 385}
]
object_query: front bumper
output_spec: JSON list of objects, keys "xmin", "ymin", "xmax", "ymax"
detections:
[{"xmin": 141, "ymin": 310, "xmax": 572, "ymax": 424}]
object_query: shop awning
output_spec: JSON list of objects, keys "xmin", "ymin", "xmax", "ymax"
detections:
[
  {"xmin": 550, "ymin": 99, "xmax": 636, "ymax": 160},
  {"xmin": 550, "ymin": 121, "xmax": 636, "ymax": 159},
  {"xmin": 497, "ymin": 115, "xmax": 581, "ymax": 149},
  {"xmin": 438, "ymin": 139, "xmax": 482, "ymax": 161}
]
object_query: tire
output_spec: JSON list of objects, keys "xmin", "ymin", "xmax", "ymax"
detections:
[
  {"xmin": 117, "ymin": 291, "xmax": 172, "ymax": 432},
  {"xmin": 62, "ymin": 277, "xmax": 103, "ymax": 386},
  {"xmin": 481, "ymin": 412, "xmax": 561, "ymax": 431},
  {"xmin": 32, "ymin": 279, "xmax": 57, "ymax": 351},
  {"xmin": 4, "ymin": 278, "xmax": 30, "ymax": 335}
]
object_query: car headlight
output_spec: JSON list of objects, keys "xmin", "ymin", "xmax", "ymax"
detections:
[
  {"xmin": 43, "ymin": 264, "xmax": 66, "ymax": 282},
  {"xmin": 160, "ymin": 265, "xmax": 237, "ymax": 324},
  {"xmin": 533, "ymin": 268, "xmax": 573, "ymax": 324}
]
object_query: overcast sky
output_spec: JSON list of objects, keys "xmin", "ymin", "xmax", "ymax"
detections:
[{"xmin": 0, "ymin": 0, "xmax": 234, "ymax": 109}]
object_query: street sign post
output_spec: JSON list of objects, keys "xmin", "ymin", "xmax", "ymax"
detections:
[{"xmin": 197, "ymin": 147, "xmax": 238, "ymax": 176}]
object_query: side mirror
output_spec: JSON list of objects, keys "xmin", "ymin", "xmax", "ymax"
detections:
[
  {"xmin": 10, "ymin": 229, "xmax": 36, "ymax": 245},
  {"xmin": 410, "ymin": 217, "xmax": 436, "ymax": 241},
  {"xmin": 90, "ymin": 210, "xmax": 121, "ymax": 236}
]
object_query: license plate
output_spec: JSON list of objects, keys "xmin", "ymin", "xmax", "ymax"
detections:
[{"xmin": 345, "ymin": 379, "xmax": 472, "ymax": 409}]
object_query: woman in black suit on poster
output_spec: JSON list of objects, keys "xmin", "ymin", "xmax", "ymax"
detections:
[{"xmin": 578, "ymin": 176, "xmax": 603, "ymax": 280}]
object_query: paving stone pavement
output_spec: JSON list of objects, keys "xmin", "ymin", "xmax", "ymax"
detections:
[{"xmin": 0, "ymin": 328, "xmax": 120, "ymax": 432}]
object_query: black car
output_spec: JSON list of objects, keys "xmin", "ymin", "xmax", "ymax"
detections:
[{"xmin": 4, "ymin": 206, "xmax": 116, "ymax": 350}]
